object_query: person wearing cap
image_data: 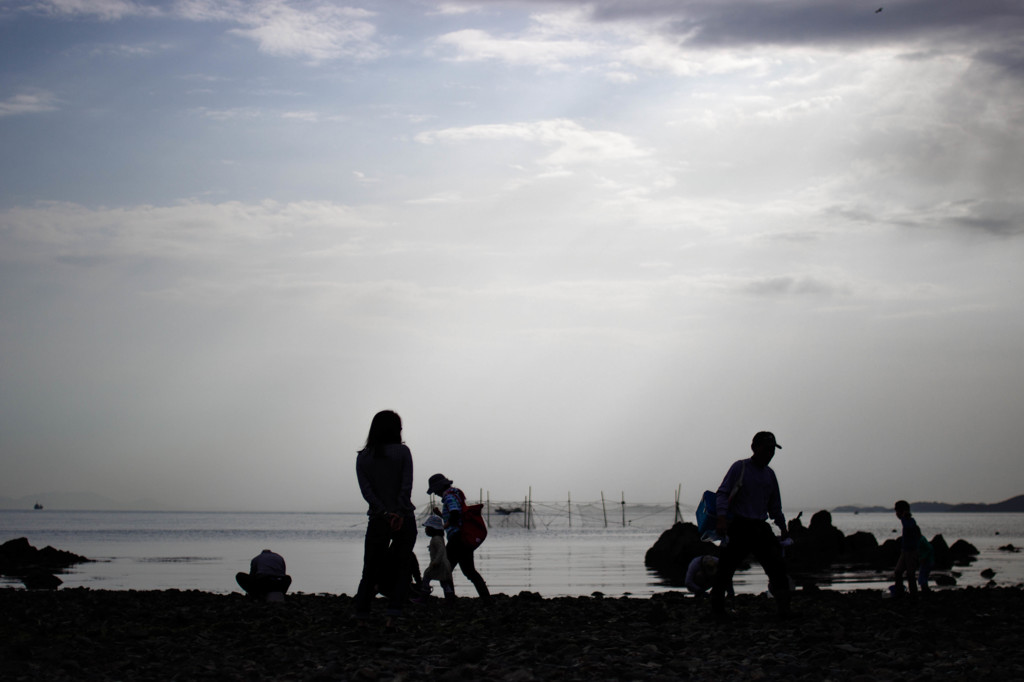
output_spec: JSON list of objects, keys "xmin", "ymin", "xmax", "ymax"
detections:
[
  {"xmin": 710, "ymin": 431, "xmax": 792, "ymax": 618},
  {"xmin": 353, "ymin": 410, "xmax": 417, "ymax": 626},
  {"xmin": 427, "ymin": 473, "xmax": 490, "ymax": 600},
  {"xmin": 421, "ymin": 515, "xmax": 455, "ymax": 601}
]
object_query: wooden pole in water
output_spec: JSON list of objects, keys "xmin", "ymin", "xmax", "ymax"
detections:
[
  {"xmin": 487, "ymin": 490, "xmax": 491, "ymax": 525},
  {"xmin": 621, "ymin": 491, "xmax": 626, "ymax": 527},
  {"xmin": 528, "ymin": 486, "xmax": 533, "ymax": 530},
  {"xmin": 601, "ymin": 491, "xmax": 608, "ymax": 528},
  {"xmin": 675, "ymin": 484, "xmax": 682, "ymax": 524},
  {"xmin": 568, "ymin": 491, "xmax": 572, "ymax": 528}
]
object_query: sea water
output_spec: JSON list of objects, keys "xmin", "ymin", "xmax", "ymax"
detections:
[{"xmin": 2, "ymin": 507, "xmax": 1022, "ymax": 596}]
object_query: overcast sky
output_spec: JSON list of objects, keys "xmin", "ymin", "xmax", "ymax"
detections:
[{"xmin": 2, "ymin": 0, "xmax": 1022, "ymax": 513}]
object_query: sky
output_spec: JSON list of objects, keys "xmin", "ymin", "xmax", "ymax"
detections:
[{"xmin": 1, "ymin": 0, "xmax": 1023, "ymax": 513}]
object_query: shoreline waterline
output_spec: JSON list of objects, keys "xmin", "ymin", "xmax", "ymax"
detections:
[{"xmin": 2, "ymin": 509, "xmax": 1022, "ymax": 597}]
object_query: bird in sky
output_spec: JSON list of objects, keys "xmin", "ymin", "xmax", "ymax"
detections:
[{"xmin": 876, "ymin": 7, "xmax": 883, "ymax": 12}]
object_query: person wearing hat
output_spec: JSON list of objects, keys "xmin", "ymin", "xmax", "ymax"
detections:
[
  {"xmin": 353, "ymin": 410, "xmax": 417, "ymax": 626},
  {"xmin": 421, "ymin": 515, "xmax": 455, "ymax": 601},
  {"xmin": 710, "ymin": 431, "xmax": 791, "ymax": 618},
  {"xmin": 427, "ymin": 473, "xmax": 490, "ymax": 600}
]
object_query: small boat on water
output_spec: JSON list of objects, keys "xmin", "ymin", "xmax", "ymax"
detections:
[{"xmin": 33, "ymin": 502, "xmax": 44, "ymax": 510}]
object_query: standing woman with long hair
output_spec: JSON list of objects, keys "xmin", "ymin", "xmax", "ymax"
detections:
[{"xmin": 353, "ymin": 410, "xmax": 417, "ymax": 625}]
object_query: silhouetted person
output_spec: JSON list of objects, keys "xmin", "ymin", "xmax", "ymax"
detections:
[
  {"xmin": 421, "ymin": 514, "xmax": 455, "ymax": 601},
  {"xmin": 686, "ymin": 554, "xmax": 733, "ymax": 598},
  {"xmin": 892, "ymin": 500, "xmax": 921, "ymax": 599},
  {"xmin": 354, "ymin": 410, "xmax": 417, "ymax": 627},
  {"xmin": 710, "ymin": 431, "xmax": 791, "ymax": 618},
  {"xmin": 236, "ymin": 549, "xmax": 291, "ymax": 601},
  {"xmin": 428, "ymin": 473, "xmax": 490, "ymax": 600}
]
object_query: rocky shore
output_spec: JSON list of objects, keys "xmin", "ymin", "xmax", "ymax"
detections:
[{"xmin": 3, "ymin": 586, "xmax": 1024, "ymax": 681}]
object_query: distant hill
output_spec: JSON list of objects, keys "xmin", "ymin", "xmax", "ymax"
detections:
[{"xmin": 834, "ymin": 494, "xmax": 1024, "ymax": 513}]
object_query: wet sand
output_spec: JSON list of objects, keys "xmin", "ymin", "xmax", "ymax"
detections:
[{"xmin": 2, "ymin": 586, "xmax": 1023, "ymax": 680}]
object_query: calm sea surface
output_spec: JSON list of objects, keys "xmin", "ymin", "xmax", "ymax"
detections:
[{"xmin": 2, "ymin": 506, "xmax": 1022, "ymax": 597}]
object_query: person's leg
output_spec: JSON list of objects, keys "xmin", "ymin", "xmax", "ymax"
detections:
[
  {"xmin": 236, "ymin": 572, "xmax": 256, "ymax": 597},
  {"xmin": 893, "ymin": 552, "xmax": 908, "ymax": 593},
  {"xmin": 259, "ymin": 574, "xmax": 291, "ymax": 595},
  {"xmin": 918, "ymin": 561, "xmax": 932, "ymax": 592},
  {"xmin": 354, "ymin": 516, "xmax": 390, "ymax": 617},
  {"xmin": 384, "ymin": 518, "xmax": 418, "ymax": 617},
  {"xmin": 446, "ymin": 536, "xmax": 489, "ymax": 598},
  {"xmin": 457, "ymin": 546, "xmax": 490, "ymax": 599},
  {"xmin": 905, "ymin": 553, "xmax": 919, "ymax": 598},
  {"xmin": 711, "ymin": 522, "xmax": 751, "ymax": 615},
  {"xmin": 749, "ymin": 522, "xmax": 790, "ymax": 615}
]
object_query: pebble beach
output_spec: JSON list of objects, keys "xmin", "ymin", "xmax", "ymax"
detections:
[{"xmin": 3, "ymin": 586, "xmax": 1023, "ymax": 681}]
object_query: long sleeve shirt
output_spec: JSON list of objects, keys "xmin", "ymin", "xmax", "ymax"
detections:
[
  {"xmin": 250, "ymin": 550, "xmax": 287, "ymax": 577},
  {"xmin": 901, "ymin": 515, "xmax": 922, "ymax": 551},
  {"xmin": 440, "ymin": 486, "xmax": 466, "ymax": 540},
  {"xmin": 355, "ymin": 443, "xmax": 415, "ymax": 517},
  {"xmin": 716, "ymin": 458, "xmax": 786, "ymax": 531}
]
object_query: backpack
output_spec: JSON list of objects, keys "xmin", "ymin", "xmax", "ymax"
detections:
[
  {"xmin": 460, "ymin": 503, "xmax": 488, "ymax": 549},
  {"xmin": 695, "ymin": 461, "xmax": 746, "ymax": 534},
  {"xmin": 450, "ymin": 488, "xmax": 488, "ymax": 549}
]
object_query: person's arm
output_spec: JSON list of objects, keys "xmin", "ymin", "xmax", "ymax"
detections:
[
  {"xmin": 442, "ymin": 491, "xmax": 462, "ymax": 529},
  {"xmin": 715, "ymin": 462, "xmax": 740, "ymax": 517},
  {"xmin": 767, "ymin": 470, "xmax": 787, "ymax": 536},
  {"xmin": 400, "ymin": 446, "xmax": 414, "ymax": 514},
  {"xmin": 355, "ymin": 452, "xmax": 385, "ymax": 515},
  {"xmin": 715, "ymin": 461, "xmax": 741, "ymax": 534},
  {"xmin": 684, "ymin": 557, "xmax": 703, "ymax": 593}
]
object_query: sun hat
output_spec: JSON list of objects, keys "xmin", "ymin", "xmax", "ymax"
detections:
[{"xmin": 426, "ymin": 473, "xmax": 453, "ymax": 495}]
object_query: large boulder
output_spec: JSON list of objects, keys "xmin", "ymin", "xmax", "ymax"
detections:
[
  {"xmin": 844, "ymin": 531, "xmax": 879, "ymax": 564},
  {"xmin": 21, "ymin": 570, "xmax": 63, "ymax": 590},
  {"xmin": 949, "ymin": 539, "xmax": 979, "ymax": 566},
  {"xmin": 644, "ymin": 522, "xmax": 712, "ymax": 586},
  {"xmin": 0, "ymin": 537, "xmax": 91, "ymax": 579}
]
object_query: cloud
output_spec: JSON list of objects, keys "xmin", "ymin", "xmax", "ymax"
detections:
[
  {"xmin": 0, "ymin": 91, "xmax": 59, "ymax": 117},
  {"xmin": 225, "ymin": 3, "xmax": 383, "ymax": 63},
  {"xmin": 23, "ymin": 0, "xmax": 157, "ymax": 20},
  {"xmin": 585, "ymin": 0, "xmax": 1024, "ymax": 50},
  {"xmin": 739, "ymin": 275, "xmax": 849, "ymax": 298},
  {"xmin": 19, "ymin": 0, "xmax": 386, "ymax": 63},
  {"xmin": 416, "ymin": 119, "xmax": 650, "ymax": 167},
  {"xmin": 434, "ymin": 27, "xmax": 597, "ymax": 68}
]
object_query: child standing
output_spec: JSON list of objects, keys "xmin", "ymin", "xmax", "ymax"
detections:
[
  {"xmin": 893, "ymin": 500, "xmax": 921, "ymax": 598},
  {"xmin": 422, "ymin": 515, "xmax": 455, "ymax": 601}
]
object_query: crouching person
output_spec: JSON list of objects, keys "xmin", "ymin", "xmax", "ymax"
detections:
[{"xmin": 236, "ymin": 549, "xmax": 292, "ymax": 602}]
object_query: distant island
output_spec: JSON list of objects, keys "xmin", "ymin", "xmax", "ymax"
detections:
[{"xmin": 834, "ymin": 494, "xmax": 1024, "ymax": 513}]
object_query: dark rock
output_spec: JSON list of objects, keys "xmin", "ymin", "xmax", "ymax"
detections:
[
  {"xmin": 930, "ymin": 534, "xmax": 952, "ymax": 569},
  {"xmin": 949, "ymin": 539, "xmax": 979, "ymax": 565},
  {"xmin": 932, "ymin": 573, "xmax": 957, "ymax": 586},
  {"xmin": 643, "ymin": 522, "xmax": 710, "ymax": 585},
  {"xmin": 999, "ymin": 544, "xmax": 1020, "ymax": 553},
  {"xmin": 981, "ymin": 568, "xmax": 996, "ymax": 579},
  {"xmin": 844, "ymin": 531, "xmax": 879, "ymax": 563},
  {"xmin": 0, "ymin": 537, "xmax": 91, "ymax": 577},
  {"xmin": 21, "ymin": 570, "xmax": 62, "ymax": 589}
]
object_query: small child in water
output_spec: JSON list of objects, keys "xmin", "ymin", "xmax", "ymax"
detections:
[{"xmin": 422, "ymin": 515, "xmax": 455, "ymax": 601}]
